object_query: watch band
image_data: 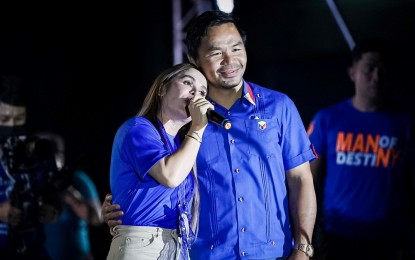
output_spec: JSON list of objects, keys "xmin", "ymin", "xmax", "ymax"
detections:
[{"xmin": 294, "ymin": 243, "xmax": 314, "ymax": 257}]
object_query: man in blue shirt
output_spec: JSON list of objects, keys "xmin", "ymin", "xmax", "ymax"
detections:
[
  {"xmin": 103, "ymin": 10, "xmax": 317, "ymax": 259},
  {"xmin": 307, "ymin": 38, "xmax": 414, "ymax": 259}
]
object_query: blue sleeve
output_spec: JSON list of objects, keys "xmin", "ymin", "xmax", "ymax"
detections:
[
  {"xmin": 281, "ymin": 95, "xmax": 317, "ymax": 170},
  {"xmin": 110, "ymin": 117, "xmax": 171, "ymax": 211},
  {"xmin": 121, "ymin": 119, "xmax": 169, "ymax": 179}
]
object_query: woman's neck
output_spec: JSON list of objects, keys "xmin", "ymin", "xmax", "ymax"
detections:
[{"xmin": 158, "ymin": 116, "xmax": 187, "ymax": 136}]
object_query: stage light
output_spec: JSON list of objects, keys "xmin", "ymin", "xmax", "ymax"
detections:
[{"xmin": 216, "ymin": 0, "xmax": 234, "ymax": 13}]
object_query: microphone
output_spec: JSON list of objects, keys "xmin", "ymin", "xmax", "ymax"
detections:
[{"xmin": 207, "ymin": 109, "xmax": 232, "ymax": 130}]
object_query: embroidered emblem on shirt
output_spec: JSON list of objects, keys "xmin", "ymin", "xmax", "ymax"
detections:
[{"xmin": 258, "ymin": 121, "xmax": 267, "ymax": 130}]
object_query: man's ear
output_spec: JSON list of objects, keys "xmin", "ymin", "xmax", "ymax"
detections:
[{"xmin": 348, "ymin": 66, "xmax": 356, "ymax": 82}]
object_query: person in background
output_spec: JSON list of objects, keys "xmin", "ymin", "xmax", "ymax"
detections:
[
  {"xmin": 35, "ymin": 131, "xmax": 103, "ymax": 260},
  {"xmin": 0, "ymin": 74, "xmax": 60, "ymax": 259},
  {"xmin": 103, "ymin": 10, "xmax": 317, "ymax": 260},
  {"xmin": 106, "ymin": 63, "xmax": 212, "ymax": 260},
  {"xmin": 307, "ymin": 37, "xmax": 415, "ymax": 260}
]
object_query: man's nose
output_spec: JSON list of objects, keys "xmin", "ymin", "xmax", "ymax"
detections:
[{"xmin": 221, "ymin": 52, "xmax": 233, "ymax": 65}]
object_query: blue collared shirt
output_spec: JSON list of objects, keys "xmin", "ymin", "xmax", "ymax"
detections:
[
  {"xmin": 110, "ymin": 117, "xmax": 195, "ymax": 230},
  {"xmin": 190, "ymin": 81, "xmax": 316, "ymax": 259}
]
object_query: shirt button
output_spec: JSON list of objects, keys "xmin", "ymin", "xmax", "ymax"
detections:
[
  {"xmin": 234, "ymin": 168, "xmax": 240, "ymax": 173},
  {"xmin": 210, "ymin": 245, "xmax": 214, "ymax": 250},
  {"xmin": 271, "ymin": 240, "xmax": 275, "ymax": 245},
  {"xmin": 238, "ymin": 197, "xmax": 244, "ymax": 202},
  {"xmin": 241, "ymin": 251, "xmax": 246, "ymax": 256},
  {"xmin": 227, "ymin": 111, "xmax": 231, "ymax": 115},
  {"xmin": 230, "ymin": 139, "xmax": 235, "ymax": 144},
  {"xmin": 241, "ymin": 227, "xmax": 246, "ymax": 232}
]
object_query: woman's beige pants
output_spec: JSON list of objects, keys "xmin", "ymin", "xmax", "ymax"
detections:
[{"xmin": 106, "ymin": 225, "xmax": 184, "ymax": 260}]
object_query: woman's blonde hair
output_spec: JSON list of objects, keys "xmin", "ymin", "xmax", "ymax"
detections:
[
  {"xmin": 138, "ymin": 62, "xmax": 200, "ymax": 236},
  {"xmin": 138, "ymin": 63, "xmax": 197, "ymax": 119}
]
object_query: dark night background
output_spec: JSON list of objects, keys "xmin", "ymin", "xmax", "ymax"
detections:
[{"xmin": 1, "ymin": 1, "xmax": 414, "ymax": 259}]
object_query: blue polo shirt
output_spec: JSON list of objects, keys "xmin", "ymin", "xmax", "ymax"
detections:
[
  {"xmin": 190, "ymin": 81, "xmax": 316, "ymax": 259},
  {"xmin": 110, "ymin": 117, "xmax": 195, "ymax": 229}
]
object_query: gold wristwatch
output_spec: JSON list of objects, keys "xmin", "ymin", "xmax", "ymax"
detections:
[{"xmin": 294, "ymin": 243, "xmax": 314, "ymax": 257}]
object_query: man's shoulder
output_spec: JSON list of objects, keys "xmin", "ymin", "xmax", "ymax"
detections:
[
  {"xmin": 309, "ymin": 99, "xmax": 351, "ymax": 126},
  {"xmin": 246, "ymin": 81, "xmax": 291, "ymax": 101},
  {"xmin": 247, "ymin": 81, "xmax": 285, "ymax": 94},
  {"xmin": 317, "ymin": 99, "xmax": 350, "ymax": 115}
]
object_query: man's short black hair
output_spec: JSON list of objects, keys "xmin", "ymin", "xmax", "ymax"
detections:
[
  {"xmin": 185, "ymin": 10, "xmax": 247, "ymax": 62},
  {"xmin": 351, "ymin": 37, "xmax": 393, "ymax": 64}
]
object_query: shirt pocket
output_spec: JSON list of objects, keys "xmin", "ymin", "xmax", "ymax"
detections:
[{"xmin": 244, "ymin": 118, "xmax": 281, "ymax": 157}]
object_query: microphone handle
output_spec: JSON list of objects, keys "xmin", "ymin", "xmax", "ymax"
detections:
[{"xmin": 207, "ymin": 109, "xmax": 232, "ymax": 130}]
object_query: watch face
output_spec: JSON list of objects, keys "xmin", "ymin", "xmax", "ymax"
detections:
[
  {"xmin": 305, "ymin": 245, "xmax": 314, "ymax": 257},
  {"xmin": 296, "ymin": 243, "xmax": 314, "ymax": 257}
]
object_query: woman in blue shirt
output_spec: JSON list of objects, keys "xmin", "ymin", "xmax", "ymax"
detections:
[{"xmin": 106, "ymin": 63, "xmax": 212, "ymax": 260}]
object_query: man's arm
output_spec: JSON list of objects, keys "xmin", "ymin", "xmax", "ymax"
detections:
[
  {"xmin": 102, "ymin": 193, "xmax": 124, "ymax": 236},
  {"xmin": 286, "ymin": 161, "xmax": 317, "ymax": 259},
  {"xmin": 309, "ymin": 157, "xmax": 325, "ymax": 193}
]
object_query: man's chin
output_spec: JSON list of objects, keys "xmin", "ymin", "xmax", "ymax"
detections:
[{"xmin": 221, "ymin": 78, "xmax": 243, "ymax": 89}]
